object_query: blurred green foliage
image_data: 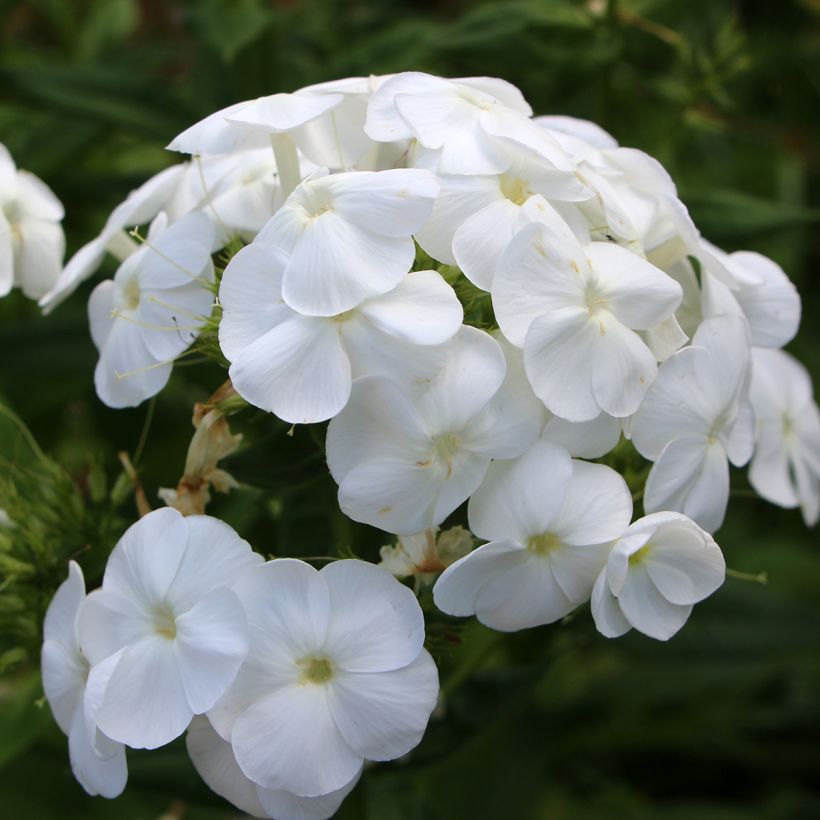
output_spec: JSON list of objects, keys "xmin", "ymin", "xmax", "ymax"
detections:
[{"xmin": 0, "ymin": 0, "xmax": 819, "ymax": 817}]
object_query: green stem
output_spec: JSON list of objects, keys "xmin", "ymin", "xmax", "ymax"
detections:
[{"xmin": 726, "ymin": 567, "xmax": 768, "ymax": 585}]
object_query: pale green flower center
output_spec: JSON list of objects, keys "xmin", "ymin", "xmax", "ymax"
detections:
[
  {"xmin": 154, "ymin": 607, "xmax": 177, "ymax": 640},
  {"xmin": 122, "ymin": 277, "xmax": 141, "ymax": 311},
  {"xmin": 629, "ymin": 542, "xmax": 654, "ymax": 566},
  {"xmin": 527, "ymin": 532, "xmax": 561, "ymax": 556},
  {"xmin": 299, "ymin": 656, "xmax": 334, "ymax": 685},
  {"xmin": 500, "ymin": 174, "xmax": 533, "ymax": 206}
]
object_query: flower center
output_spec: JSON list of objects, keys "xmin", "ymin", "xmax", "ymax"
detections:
[
  {"xmin": 331, "ymin": 309, "xmax": 355, "ymax": 323},
  {"xmin": 629, "ymin": 542, "xmax": 654, "ymax": 566},
  {"xmin": 299, "ymin": 656, "xmax": 334, "ymax": 685},
  {"xmin": 431, "ymin": 433, "xmax": 461, "ymax": 479},
  {"xmin": 121, "ymin": 277, "xmax": 141, "ymax": 311},
  {"xmin": 500, "ymin": 174, "xmax": 533, "ymax": 206},
  {"xmin": 527, "ymin": 532, "xmax": 561, "ymax": 556},
  {"xmin": 153, "ymin": 607, "xmax": 177, "ymax": 640}
]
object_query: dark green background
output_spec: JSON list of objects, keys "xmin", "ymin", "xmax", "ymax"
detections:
[{"xmin": 1, "ymin": 0, "xmax": 819, "ymax": 817}]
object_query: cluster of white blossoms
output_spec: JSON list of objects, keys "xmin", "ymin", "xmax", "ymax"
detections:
[
  {"xmin": 27, "ymin": 71, "xmax": 818, "ymax": 815},
  {"xmin": 42, "ymin": 508, "xmax": 437, "ymax": 818}
]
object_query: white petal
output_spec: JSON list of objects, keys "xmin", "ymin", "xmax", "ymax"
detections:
[
  {"xmin": 416, "ymin": 326, "xmax": 506, "ymax": 434},
  {"xmin": 493, "ymin": 222, "xmax": 587, "ymax": 348},
  {"xmin": 14, "ymin": 218, "xmax": 64, "ymax": 299},
  {"xmin": 590, "ymin": 312, "xmax": 658, "ymax": 418},
  {"xmin": 644, "ymin": 524, "xmax": 725, "ymax": 605},
  {"xmin": 414, "ymin": 174, "xmax": 502, "ymax": 265},
  {"xmin": 43, "ymin": 560, "xmax": 85, "ymax": 647},
  {"xmin": 590, "ymin": 569, "xmax": 631, "ymax": 638},
  {"xmin": 88, "ymin": 280, "xmax": 115, "ymax": 352},
  {"xmin": 41, "ymin": 640, "xmax": 85, "ymax": 735},
  {"xmin": 586, "ymin": 242, "xmax": 681, "ymax": 330},
  {"xmin": 235, "ymin": 559, "xmax": 330, "ymax": 658},
  {"xmin": 93, "ymin": 318, "xmax": 172, "ymax": 409},
  {"xmin": 433, "ymin": 540, "xmax": 526, "ymax": 618},
  {"xmin": 523, "ymin": 307, "xmax": 601, "ymax": 422},
  {"xmin": 232, "ymin": 683, "xmax": 362, "ymax": 796},
  {"xmin": 728, "ymin": 251, "xmax": 801, "ymax": 348},
  {"xmin": 102, "ymin": 507, "xmax": 188, "ymax": 608},
  {"xmin": 467, "ymin": 440, "xmax": 573, "ymax": 543},
  {"xmin": 96, "ymin": 637, "xmax": 191, "ymax": 749},
  {"xmin": 553, "ymin": 460, "xmax": 632, "ymax": 546},
  {"xmin": 228, "ymin": 315, "xmax": 351, "ymax": 424},
  {"xmin": 749, "ymin": 428, "xmax": 799, "ymax": 508},
  {"xmin": 166, "ymin": 515, "xmax": 260, "ymax": 612},
  {"xmin": 320, "ymin": 560, "xmax": 424, "ymax": 673},
  {"xmin": 357, "ymin": 269, "xmax": 462, "ymax": 345},
  {"xmin": 327, "ymin": 649, "xmax": 438, "ymax": 760},
  {"xmin": 78, "ymin": 591, "xmax": 151, "ymax": 667},
  {"xmin": 630, "ymin": 347, "xmax": 716, "ymax": 460},
  {"xmin": 453, "ymin": 199, "xmax": 521, "ymax": 290},
  {"xmin": 617, "ymin": 566, "xmax": 693, "ymax": 641},
  {"xmin": 227, "ymin": 90, "xmax": 343, "ymax": 132},
  {"xmin": 549, "ymin": 542, "xmax": 612, "ymax": 604},
  {"xmin": 321, "ymin": 169, "xmax": 438, "ymax": 237},
  {"xmin": 284, "ymin": 213, "xmax": 414, "ymax": 316},
  {"xmin": 173, "ymin": 587, "xmax": 249, "ymax": 715},
  {"xmin": 15, "ymin": 169, "xmax": 64, "ymax": 220},
  {"xmin": 68, "ymin": 704, "xmax": 127, "ymax": 799},
  {"xmin": 542, "ymin": 413, "xmax": 622, "ymax": 459},
  {"xmin": 475, "ymin": 553, "xmax": 576, "ymax": 630},
  {"xmin": 326, "ymin": 375, "xmax": 430, "ymax": 481},
  {"xmin": 186, "ymin": 716, "xmax": 268, "ymax": 817},
  {"xmin": 218, "ymin": 242, "xmax": 294, "ymax": 360},
  {"xmin": 643, "ymin": 435, "xmax": 729, "ymax": 534}
]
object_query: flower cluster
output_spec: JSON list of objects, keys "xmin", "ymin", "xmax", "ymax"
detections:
[
  {"xmin": 42, "ymin": 508, "xmax": 437, "ymax": 819},
  {"xmin": 28, "ymin": 71, "xmax": 819, "ymax": 816}
]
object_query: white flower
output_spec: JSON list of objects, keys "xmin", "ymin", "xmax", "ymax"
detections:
[
  {"xmin": 88, "ymin": 211, "xmax": 215, "ymax": 408},
  {"xmin": 591, "ymin": 511, "xmax": 725, "ymax": 641},
  {"xmin": 168, "ymin": 78, "xmax": 380, "ymax": 174},
  {"xmin": 378, "ymin": 526, "xmax": 474, "ymax": 583},
  {"xmin": 631, "ymin": 315, "xmax": 754, "ymax": 533},
  {"xmin": 365, "ymin": 72, "xmax": 568, "ymax": 175},
  {"xmin": 41, "ymin": 561, "xmax": 127, "ymax": 798},
  {"xmin": 700, "ymin": 247, "xmax": 801, "ymax": 349},
  {"xmin": 325, "ymin": 326, "xmax": 543, "ymax": 535},
  {"xmin": 493, "ymin": 220, "xmax": 682, "ymax": 421},
  {"xmin": 254, "ymin": 168, "xmax": 438, "ymax": 316},
  {"xmin": 78, "ymin": 508, "xmax": 261, "ymax": 749},
  {"xmin": 0, "ymin": 143, "xmax": 65, "ymax": 300},
  {"xmin": 414, "ymin": 166, "xmax": 590, "ymax": 290},
  {"xmin": 39, "ymin": 163, "xmax": 185, "ymax": 313},
  {"xmin": 187, "ymin": 716, "xmax": 360, "ymax": 820},
  {"xmin": 207, "ymin": 559, "xmax": 438, "ymax": 798},
  {"xmin": 218, "ymin": 242, "xmax": 462, "ymax": 423},
  {"xmin": 748, "ymin": 347, "xmax": 820, "ymax": 526},
  {"xmin": 541, "ymin": 410, "xmax": 622, "ymax": 459},
  {"xmin": 433, "ymin": 440, "xmax": 632, "ymax": 631}
]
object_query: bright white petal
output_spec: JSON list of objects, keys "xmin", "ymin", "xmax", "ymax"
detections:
[
  {"xmin": 590, "ymin": 569, "xmax": 631, "ymax": 638},
  {"xmin": 321, "ymin": 560, "xmax": 424, "ymax": 673},
  {"xmin": 68, "ymin": 704, "xmax": 127, "ymax": 799},
  {"xmin": 41, "ymin": 640, "xmax": 85, "ymax": 735},
  {"xmin": 433, "ymin": 540, "xmax": 526, "ymax": 618},
  {"xmin": 467, "ymin": 440, "xmax": 572, "ymax": 543},
  {"xmin": 228, "ymin": 315, "xmax": 351, "ymax": 424},
  {"xmin": 357, "ymin": 269, "xmax": 462, "ymax": 345},
  {"xmin": 232, "ymin": 683, "xmax": 362, "ymax": 797},
  {"xmin": 453, "ymin": 199, "xmax": 521, "ymax": 290},
  {"xmin": 15, "ymin": 218, "xmax": 64, "ymax": 299},
  {"xmin": 542, "ymin": 412, "xmax": 621, "ymax": 459},
  {"xmin": 617, "ymin": 565, "xmax": 693, "ymax": 641},
  {"xmin": 327, "ymin": 649, "xmax": 438, "ymax": 760}
]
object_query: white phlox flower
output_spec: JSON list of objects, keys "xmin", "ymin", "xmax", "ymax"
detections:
[
  {"xmin": 378, "ymin": 525, "xmax": 474, "ymax": 584},
  {"xmin": 365, "ymin": 71, "xmax": 572, "ymax": 175},
  {"xmin": 218, "ymin": 242, "xmax": 462, "ymax": 424},
  {"xmin": 325, "ymin": 326, "xmax": 544, "ymax": 535},
  {"xmin": 41, "ymin": 561, "xmax": 127, "ymax": 798},
  {"xmin": 414, "ymin": 158, "xmax": 591, "ymax": 291},
  {"xmin": 591, "ymin": 511, "xmax": 725, "ymax": 641},
  {"xmin": 0, "ymin": 142, "xmax": 65, "ymax": 299},
  {"xmin": 433, "ymin": 439, "xmax": 632, "ymax": 631},
  {"xmin": 39, "ymin": 163, "xmax": 185, "ymax": 312},
  {"xmin": 187, "ymin": 716, "xmax": 360, "ymax": 820},
  {"xmin": 700, "ymin": 246, "xmax": 801, "ymax": 349},
  {"xmin": 207, "ymin": 559, "xmax": 438, "ymax": 798},
  {"xmin": 631, "ymin": 315, "xmax": 754, "ymax": 533},
  {"xmin": 493, "ymin": 216, "xmax": 683, "ymax": 421},
  {"xmin": 88, "ymin": 211, "xmax": 216, "ymax": 408},
  {"xmin": 253, "ymin": 168, "xmax": 439, "ymax": 316},
  {"xmin": 748, "ymin": 347, "xmax": 820, "ymax": 526},
  {"xmin": 78, "ymin": 508, "xmax": 261, "ymax": 749}
]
